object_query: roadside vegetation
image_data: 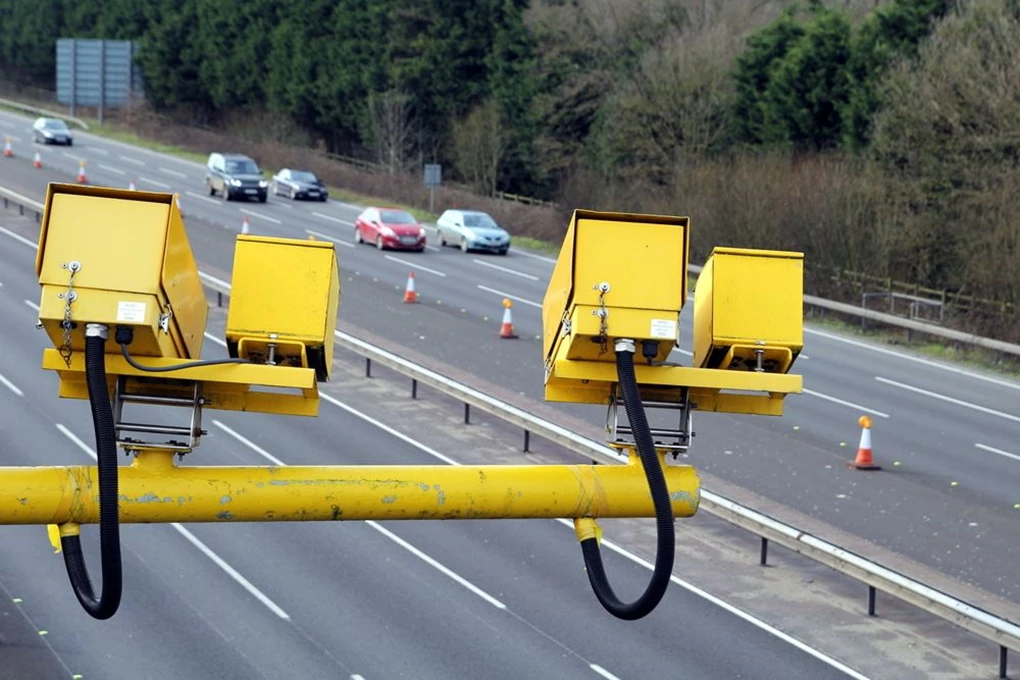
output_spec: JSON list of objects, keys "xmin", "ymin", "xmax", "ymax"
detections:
[{"xmin": 0, "ymin": 0, "xmax": 1017, "ymax": 344}]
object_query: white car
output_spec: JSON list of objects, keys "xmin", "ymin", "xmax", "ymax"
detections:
[
  {"xmin": 435, "ymin": 210, "xmax": 511, "ymax": 254},
  {"xmin": 32, "ymin": 117, "xmax": 73, "ymax": 146}
]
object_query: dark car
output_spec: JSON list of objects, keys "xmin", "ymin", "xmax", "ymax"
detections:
[
  {"xmin": 32, "ymin": 117, "xmax": 73, "ymax": 145},
  {"xmin": 272, "ymin": 168, "xmax": 328, "ymax": 201},
  {"xmin": 354, "ymin": 207, "xmax": 426, "ymax": 252},
  {"xmin": 205, "ymin": 152, "xmax": 268, "ymax": 202}
]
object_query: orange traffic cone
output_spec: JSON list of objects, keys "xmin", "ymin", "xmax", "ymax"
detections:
[
  {"xmin": 499, "ymin": 298, "xmax": 518, "ymax": 339},
  {"xmin": 850, "ymin": 415, "xmax": 881, "ymax": 470},
  {"xmin": 33, "ymin": 151, "xmax": 42, "ymax": 169},
  {"xmin": 76, "ymin": 160, "xmax": 87, "ymax": 184},
  {"xmin": 128, "ymin": 179, "xmax": 136, "ymax": 191},
  {"xmin": 241, "ymin": 215, "xmax": 250, "ymax": 234},
  {"xmin": 3, "ymin": 136, "xmax": 13, "ymax": 158},
  {"xmin": 403, "ymin": 270, "xmax": 418, "ymax": 303}
]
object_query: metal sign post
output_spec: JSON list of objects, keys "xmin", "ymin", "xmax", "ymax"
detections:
[{"xmin": 424, "ymin": 163, "xmax": 441, "ymax": 214}]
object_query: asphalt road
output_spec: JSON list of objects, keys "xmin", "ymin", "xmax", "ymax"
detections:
[
  {"xmin": 1, "ymin": 109, "xmax": 1019, "ymax": 608},
  {"xmin": 0, "ymin": 207, "xmax": 864, "ymax": 679}
]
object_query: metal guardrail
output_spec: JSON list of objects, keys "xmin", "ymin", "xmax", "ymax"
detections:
[{"xmin": 0, "ymin": 97, "xmax": 90, "ymax": 131}]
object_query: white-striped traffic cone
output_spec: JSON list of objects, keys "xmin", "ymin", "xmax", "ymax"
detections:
[
  {"xmin": 128, "ymin": 179, "xmax": 136, "ymax": 191},
  {"xmin": 76, "ymin": 160, "xmax": 87, "ymax": 184},
  {"xmin": 3, "ymin": 137, "xmax": 12, "ymax": 158},
  {"xmin": 33, "ymin": 151, "xmax": 42, "ymax": 169},
  {"xmin": 403, "ymin": 270, "xmax": 418, "ymax": 303},
  {"xmin": 850, "ymin": 415, "xmax": 881, "ymax": 470},
  {"xmin": 241, "ymin": 215, "xmax": 250, "ymax": 234},
  {"xmin": 499, "ymin": 298, "xmax": 518, "ymax": 339}
]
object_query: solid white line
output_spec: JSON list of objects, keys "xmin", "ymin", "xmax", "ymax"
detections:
[
  {"xmin": 471, "ymin": 259, "xmax": 539, "ymax": 281},
  {"xmin": 240, "ymin": 209, "xmax": 281, "ymax": 224},
  {"xmin": 186, "ymin": 191, "xmax": 220, "ymax": 206},
  {"xmin": 305, "ymin": 229, "xmax": 354, "ymax": 248},
  {"xmin": 139, "ymin": 176, "xmax": 171, "ymax": 189},
  {"xmin": 160, "ymin": 167, "xmax": 187, "ymax": 178},
  {"xmin": 0, "ymin": 225, "xmax": 37, "ymax": 249},
  {"xmin": 803, "ymin": 389, "xmax": 890, "ymax": 419},
  {"xmin": 385, "ymin": 255, "xmax": 446, "ymax": 277},
  {"xmin": 313, "ymin": 212, "xmax": 353, "ymax": 227},
  {"xmin": 512, "ymin": 249, "xmax": 556, "ymax": 264},
  {"xmin": 99, "ymin": 164, "xmax": 125, "ymax": 176},
  {"xmin": 120, "ymin": 155, "xmax": 145, "ymax": 166},
  {"xmin": 53, "ymin": 422, "xmax": 291, "ymax": 620},
  {"xmin": 0, "ymin": 373, "xmax": 23, "ymax": 396},
  {"xmin": 318, "ymin": 393, "xmax": 460, "ymax": 466},
  {"xmin": 366, "ymin": 521, "xmax": 506, "ymax": 609},
  {"xmin": 204, "ymin": 332, "xmax": 227, "ymax": 347},
  {"xmin": 975, "ymin": 443, "xmax": 1020, "ymax": 463},
  {"xmin": 590, "ymin": 665, "xmax": 621, "ymax": 680},
  {"xmin": 171, "ymin": 524, "xmax": 291, "ymax": 620},
  {"xmin": 806, "ymin": 327, "xmax": 1020, "ymax": 392},
  {"xmin": 476, "ymin": 285, "xmax": 541, "ymax": 308},
  {"xmin": 875, "ymin": 377, "xmax": 1020, "ymax": 424},
  {"xmin": 213, "ymin": 420, "xmax": 286, "ymax": 465},
  {"xmin": 23, "ymin": 299, "xmax": 39, "ymax": 311}
]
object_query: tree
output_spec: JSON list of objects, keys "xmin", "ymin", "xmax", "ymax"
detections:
[
  {"xmin": 366, "ymin": 89, "xmax": 417, "ymax": 174},
  {"xmin": 451, "ymin": 98, "xmax": 504, "ymax": 196}
]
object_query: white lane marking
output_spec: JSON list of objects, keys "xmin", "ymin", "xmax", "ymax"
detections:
[
  {"xmin": 275, "ymin": 202, "xmax": 293, "ymax": 209},
  {"xmin": 801, "ymin": 354, "xmax": 811, "ymax": 360},
  {"xmin": 160, "ymin": 167, "xmax": 187, "ymax": 178},
  {"xmin": 0, "ymin": 373, "xmax": 23, "ymax": 396},
  {"xmin": 384, "ymin": 255, "xmax": 446, "ymax": 277},
  {"xmin": 90, "ymin": 147, "xmax": 109, "ymax": 156},
  {"xmin": 186, "ymin": 190, "xmax": 220, "ymax": 206},
  {"xmin": 352, "ymin": 676, "xmax": 366, "ymax": 680},
  {"xmin": 98, "ymin": 164, "xmax": 125, "ymax": 175},
  {"xmin": 313, "ymin": 212, "xmax": 353, "ymax": 227},
  {"xmin": 975, "ymin": 443, "xmax": 1020, "ymax": 463},
  {"xmin": 802, "ymin": 389, "xmax": 890, "ymax": 419},
  {"xmin": 62, "ymin": 152, "xmax": 82, "ymax": 161},
  {"xmin": 54, "ymin": 423, "xmax": 291, "ymax": 620},
  {"xmin": 807, "ymin": 328, "xmax": 1020, "ymax": 392},
  {"xmin": 590, "ymin": 665, "xmax": 621, "ymax": 680},
  {"xmin": 471, "ymin": 259, "xmax": 539, "ymax": 281},
  {"xmin": 512, "ymin": 249, "xmax": 556, "ymax": 264},
  {"xmin": 367, "ymin": 521, "xmax": 506, "ymax": 609},
  {"xmin": 139, "ymin": 176, "xmax": 171, "ymax": 189},
  {"xmin": 120, "ymin": 155, "xmax": 144, "ymax": 166},
  {"xmin": 204, "ymin": 332, "xmax": 226, "ymax": 347},
  {"xmin": 0, "ymin": 225, "xmax": 38, "ymax": 249},
  {"xmin": 24, "ymin": 299, "xmax": 40, "ymax": 311},
  {"xmin": 305, "ymin": 229, "xmax": 354, "ymax": 248},
  {"xmin": 476, "ymin": 285, "xmax": 541, "ymax": 309},
  {"xmin": 213, "ymin": 420, "xmax": 286, "ymax": 466},
  {"xmin": 332, "ymin": 201, "xmax": 362, "ymax": 211},
  {"xmin": 875, "ymin": 377, "xmax": 1020, "ymax": 424},
  {"xmin": 240, "ymin": 209, "xmax": 281, "ymax": 224}
]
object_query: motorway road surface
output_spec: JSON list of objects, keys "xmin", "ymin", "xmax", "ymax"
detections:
[
  {"xmin": 0, "ymin": 109, "xmax": 1019, "ymax": 608},
  {"xmin": 0, "ymin": 207, "xmax": 868, "ymax": 678}
]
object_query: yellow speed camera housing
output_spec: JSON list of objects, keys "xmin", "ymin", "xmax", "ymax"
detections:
[
  {"xmin": 225, "ymin": 235, "xmax": 340, "ymax": 382},
  {"xmin": 35, "ymin": 183, "xmax": 206, "ymax": 359}
]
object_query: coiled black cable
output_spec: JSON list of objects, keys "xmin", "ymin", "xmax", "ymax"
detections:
[
  {"xmin": 60, "ymin": 327, "xmax": 123, "ymax": 620},
  {"xmin": 579, "ymin": 342, "xmax": 675, "ymax": 620}
]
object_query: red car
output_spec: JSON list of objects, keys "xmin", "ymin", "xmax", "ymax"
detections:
[{"xmin": 354, "ymin": 207, "xmax": 426, "ymax": 252}]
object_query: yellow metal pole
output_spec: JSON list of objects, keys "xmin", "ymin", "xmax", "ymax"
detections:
[{"xmin": 0, "ymin": 452, "xmax": 700, "ymax": 525}]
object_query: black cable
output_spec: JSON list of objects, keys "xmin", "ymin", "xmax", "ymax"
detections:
[
  {"xmin": 119, "ymin": 341, "xmax": 250, "ymax": 373},
  {"xmin": 578, "ymin": 342, "xmax": 675, "ymax": 620},
  {"xmin": 60, "ymin": 327, "xmax": 122, "ymax": 620}
]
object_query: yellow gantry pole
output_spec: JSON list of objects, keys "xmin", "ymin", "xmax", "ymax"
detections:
[{"xmin": 0, "ymin": 451, "xmax": 700, "ymax": 525}]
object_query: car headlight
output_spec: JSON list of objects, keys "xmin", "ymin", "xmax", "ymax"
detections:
[
  {"xmin": 380, "ymin": 226, "xmax": 395, "ymax": 236},
  {"xmin": 259, "ymin": 180, "xmax": 268, "ymax": 188},
  {"xmin": 418, "ymin": 228, "xmax": 426, "ymax": 236},
  {"xmin": 43, "ymin": 131, "xmax": 52, "ymax": 137},
  {"xmin": 230, "ymin": 179, "xmax": 242, "ymax": 187}
]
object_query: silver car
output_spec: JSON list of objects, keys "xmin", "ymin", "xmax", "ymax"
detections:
[
  {"xmin": 435, "ymin": 210, "xmax": 511, "ymax": 254},
  {"xmin": 32, "ymin": 117, "xmax": 73, "ymax": 146}
]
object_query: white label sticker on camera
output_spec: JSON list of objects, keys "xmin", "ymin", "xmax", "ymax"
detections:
[
  {"xmin": 117, "ymin": 301, "xmax": 146, "ymax": 323},
  {"xmin": 650, "ymin": 318, "xmax": 676, "ymax": 340}
]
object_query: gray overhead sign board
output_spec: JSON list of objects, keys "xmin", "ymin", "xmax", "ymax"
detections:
[{"xmin": 56, "ymin": 39, "xmax": 144, "ymax": 121}]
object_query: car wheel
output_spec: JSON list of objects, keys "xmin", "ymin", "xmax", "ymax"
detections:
[
  {"xmin": 319, "ymin": 195, "xmax": 327, "ymax": 202},
  {"xmin": 460, "ymin": 238, "xmax": 469, "ymax": 253},
  {"xmin": 67, "ymin": 140, "xmax": 73, "ymax": 146},
  {"xmin": 376, "ymin": 236, "xmax": 385, "ymax": 251},
  {"xmin": 222, "ymin": 188, "xmax": 231, "ymax": 202},
  {"xmin": 208, "ymin": 184, "xmax": 216, "ymax": 197},
  {"xmin": 258, "ymin": 194, "xmax": 267, "ymax": 203},
  {"xmin": 438, "ymin": 231, "xmax": 446, "ymax": 247},
  {"xmin": 498, "ymin": 248, "xmax": 509, "ymax": 256},
  {"xmin": 354, "ymin": 227, "xmax": 363, "ymax": 244}
]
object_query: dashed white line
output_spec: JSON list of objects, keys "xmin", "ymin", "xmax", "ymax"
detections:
[
  {"xmin": 305, "ymin": 229, "xmax": 354, "ymax": 248},
  {"xmin": 90, "ymin": 147, "xmax": 109, "ymax": 156},
  {"xmin": 512, "ymin": 249, "xmax": 556, "ymax": 264},
  {"xmin": 99, "ymin": 164, "xmax": 126, "ymax": 176},
  {"xmin": 138, "ymin": 176, "xmax": 171, "ymax": 189},
  {"xmin": 119, "ymin": 155, "xmax": 145, "ymax": 166},
  {"xmin": 0, "ymin": 225, "xmax": 38, "ymax": 249},
  {"xmin": 185, "ymin": 190, "xmax": 221, "ymax": 206},
  {"xmin": 975, "ymin": 443, "xmax": 1020, "ymax": 463},
  {"xmin": 24, "ymin": 299, "xmax": 40, "ymax": 311},
  {"xmin": 875, "ymin": 377, "xmax": 1020, "ymax": 424},
  {"xmin": 240, "ymin": 209, "xmax": 281, "ymax": 224},
  {"xmin": 807, "ymin": 328, "xmax": 1019, "ymax": 391},
  {"xmin": 53, "ymin": 422, "xmax": 290, "ymax": 620},
  {"xmin": 312, "ymin": 212, "xmax": 354, "ymax": 227},
  {"xmin": 384, "ymin": 255, "xmax": 446, "ymax": 277},
  {"xmin": 213, "ymin": 420, "xmax": 286, "ymax": 465},
  {"xmin": 62, "ymin": 152, "xmax": 81, "ymax": 161},
  {"xmin": 275, "ymin": 202, "xmax": 293, "ymax": 209},
  {"xmin": 476, "ymin": 285, "xmax": 541, "ymax": 308},
  {"xmin": 160, "ymin": 167, "xmax": 187, "ymax": 178},
  {"xmin": 590, "ymin": 665, "xmax": 621, "ymax": 680},
  {"xmin": 802, "ymin": 389, "xmax": 890, "ymax": 418},
  {"xmin": 471, "ymin": 259, "xmax": 538, "ymax": 281},
  {"xmin": 0, "ymin": 373, "xmax": 23, "ymax": 396}
]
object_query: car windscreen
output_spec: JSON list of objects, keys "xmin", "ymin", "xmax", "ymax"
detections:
[
  {"xmin": 380, "ymin": 210, "xmax": 416, "ymax": 224},
  {"xmin": 227, "ymin": 160, "xmax": 260, "ymax": 175},
  {"xmin": 291, "ymin": 171, "xmax": 318, "ymax": 183},
  {"xmin": 43, "ymin": 120, "xmax": 68, "ymax": 130},
  {"xmin": 463, "ymin": 213, "xmax": 498, "ymax": 228}
]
